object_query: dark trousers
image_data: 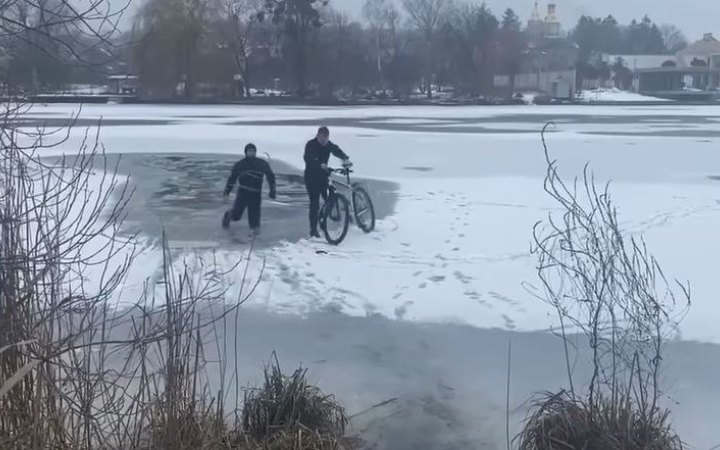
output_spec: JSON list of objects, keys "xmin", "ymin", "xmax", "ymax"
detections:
[
  {"xmin": 305, "ymin": 175, "xmax": 327, "ymax": 233},
  {"xmin": 231, "ymin": 190, "xmax": 262, "ymax": 229}
]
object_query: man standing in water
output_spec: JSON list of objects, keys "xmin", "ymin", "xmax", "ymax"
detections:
[
  {"xmin": 304, "ymin": 126, "xmax": 352, "ymax": 238},
  {"xmin": 223, "ymin": 143, "xmax": 276, "ymax": 234}
]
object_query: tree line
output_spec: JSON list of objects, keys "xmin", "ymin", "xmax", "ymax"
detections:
[
  {"xmin": 572, "ymin": 15, "xmax": 688, "ymax": 88},
  {"xmin": 0, "ymin": 0, "xmax": 691, "ymax": 99}
]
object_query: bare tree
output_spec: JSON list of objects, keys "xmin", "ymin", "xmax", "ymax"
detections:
[
  {"xmin": 401, "ymin": 0, "xmax": 454, "ymax": 98},
  {"xmin": 499, "ymin": 8, "xmax": 524, "ymax": 96},
  {"xmin": 444, "ymin": 2, "xmax": 498, "ymax": 96},
  {"xmin": 259, "ymin": 0, "xmax": 329, "ymax": 97},
  {"xmin": 0, "ymin": 0, "xmax": 128, "ymax": 59},
  {"xmin": 306, "ymin": 8, "xmax": 376, "ymax": 98},
  {"xmin": 363, "ymin": 0, "xmax": 397, "ymax": 95},
  {"xmin": 660, "ymin": 24, "xmax": 687, "ymax": 53},
  {"xmin": 380, "ymin": 5, "xmax": 420, "ymax": 97},
  {"xmin": 0, "ymin": 0, "xmax": 129, "ymax": 93},
  {"xmin": 221, "ymin": 0, "xmax": 262, "ymax": 97},
  {"xmin": 134, "ymin": 0, "xmax": 221, "ymax": 99}
]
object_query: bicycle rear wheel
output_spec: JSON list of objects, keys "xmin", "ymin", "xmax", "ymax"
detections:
[
  {"xmin": 351, "ymin": 183, "xmax": 375, "ymax": 233},
  {"xmin": 321, "ymin": 193, "xmax": 350, "ymax": 245}
]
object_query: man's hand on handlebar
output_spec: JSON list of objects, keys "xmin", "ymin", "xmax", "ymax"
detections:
[{"xmin": 321, "ymin": 160, "xmax": 351, "ymax": 172}]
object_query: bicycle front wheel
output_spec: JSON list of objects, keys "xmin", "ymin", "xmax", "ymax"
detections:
[
  {"xmin": 321, "ymin": 193, "xmax": 350, "ymax": 245},
  {"xmin": 351, "ymin": 183, "xmax": 375, "ymax": 233}
]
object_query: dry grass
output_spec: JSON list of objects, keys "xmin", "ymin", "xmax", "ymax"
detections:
[
  {"xmin": 239, "ymin": 354, "xmax": 349, "ymax": 450},
  {"xmin": 234, "ymin": 425, "xmax": 349, "ymax": 450},
  {"xmin": 0, "ymin": 116, "xmax": 350, "ymax": 449},
  {"xmin": 139, "ymin": 403, "xmax": 229, "ymax": 450},
  {"xmin": 517, "ymin": 125, "xmax": 688, "ymax": 450},
  {"xmin": 136, "ymin": 354, "xmax": 352, "ymax": 450},
  {"xmin": 516, "ymin": 391, "xmax": 684, "ymax": 450}
]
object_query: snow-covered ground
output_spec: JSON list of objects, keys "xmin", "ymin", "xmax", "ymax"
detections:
[
  {"xmin": 21, "ymin": 103, "xmax": 720, "ymax": 344},
  {"xmin": 576, "ymin": 87, "xmax": 670, "ymax": 103}
]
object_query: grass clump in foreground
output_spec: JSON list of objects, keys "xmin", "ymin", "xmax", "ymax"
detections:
[
  {"xmin": 235, "ymin": 354, "xmax": 349, "ymax": 450},
  {"xmin": 516, "ymin": 391, "xmax": 683, "ymax": 450},
  {"xmin": 139, "ymin": 352, "xmax": 350, "ymax": 450}
]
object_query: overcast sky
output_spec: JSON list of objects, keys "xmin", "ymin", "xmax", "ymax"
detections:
[{"xmin": 337, "ymin": 0, "xmax": 714, "ymax": 42}]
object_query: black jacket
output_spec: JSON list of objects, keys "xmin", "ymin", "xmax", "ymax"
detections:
[
  {"xmin": 224, "ymin": 157, "xmax": 276, "ymax": 196},
  {"xmin": 304, "ymin": 138, "xmax": 348, "ymax": 180}
]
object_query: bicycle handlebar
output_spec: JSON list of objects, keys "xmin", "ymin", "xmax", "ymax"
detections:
[{"xmin": 327, "ymin": 167, "xmax": 353, "ymax": 175}]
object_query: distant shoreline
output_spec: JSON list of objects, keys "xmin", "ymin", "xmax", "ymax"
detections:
[{"xmin": 16, "ymin": 95, "xmax": 720, "ymax": 107}]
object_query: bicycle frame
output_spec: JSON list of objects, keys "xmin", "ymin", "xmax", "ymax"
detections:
[
  {"xmin": 320, "ymin": 167, "xmax": 375, "ymax": 242},
  {"xmin": 326, "ymin": 168, "xmax": 359, "ymax": 217}
]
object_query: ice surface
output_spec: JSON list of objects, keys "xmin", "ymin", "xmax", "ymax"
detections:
[{"xmin": 18, "ymin": 103, "xmax": 720, "ymax": 344}]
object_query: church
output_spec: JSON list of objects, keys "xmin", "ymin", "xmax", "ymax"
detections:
[{"xmin": 493, "ymin": 2, "xmax": 580, "ymax": 100}]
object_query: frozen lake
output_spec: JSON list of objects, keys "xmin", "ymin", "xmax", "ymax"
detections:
[
  {"xmin": 21, "ymin": 103, "xmax": 720, "ymax": 449},
  {"xmin": 27, "ymin": 103, "xmax": 720, "ymax": 341}
]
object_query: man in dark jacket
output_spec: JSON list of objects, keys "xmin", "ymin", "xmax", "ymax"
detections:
[
  {"xmin": 222, "ymin": 143, "xmax": 277, "ymax": 232},
  {"xmin": 304, "ymin": 126, "xmax": 352, "ymax": 238}
]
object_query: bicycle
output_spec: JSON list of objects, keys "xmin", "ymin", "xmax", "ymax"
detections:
[{"xmin": 318, "ymin": 167, "xmax": 376, "ymax": 245}]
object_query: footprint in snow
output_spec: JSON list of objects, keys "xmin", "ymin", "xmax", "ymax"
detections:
[
  {"xmin": 322, "ymin": 302, "xmax": 344, "ymax": 314},
  {"xmin": 363, "ymin": 302, "xmax": 378, "ymax": 316},
  {"xmin": 394, "ymin": 301, "xmax": 414, "ymax": 320},
  {"xmin": 454, "ymin": 271, "xmax": 473, "ymax": 284},
  {"xmin": 502, "ymin": 314, "xmax": 517, "ymax": 330},
  {"xmin": 428, "ymin": 275, "xmax": 446, "ymax": 283},
  {"xmin": 413, "ymin": 271, "xmax": 422, "ymax": 277},
  {"xmin": 419, "ymin": 282, "xmax": 427, "ymax": 289},
  {"xmin": 489, "ymin": 291, "xmax": 518, "ymax": 306},
  {"xmin": 392, "ymin": 292, "xmax": 403, "ymax": 300}
]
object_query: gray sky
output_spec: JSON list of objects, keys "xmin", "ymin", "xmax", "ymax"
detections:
[{"xmin": 336, "ymin": 0, "xmax": 714, "ymax": 42}]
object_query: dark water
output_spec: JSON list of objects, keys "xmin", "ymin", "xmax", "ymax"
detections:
[
  {"xmin": 91, "ymin": 153, "xmax": 397, "ymax": 249},
  {"xmin": 20, "ymin": 110, "xmax": 720, "ymax": 137}
]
